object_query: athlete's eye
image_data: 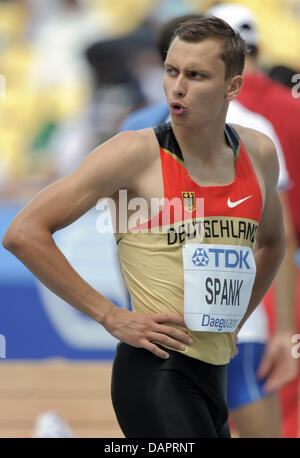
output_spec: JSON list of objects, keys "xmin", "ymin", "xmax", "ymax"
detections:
[
  {"xmin": 189, "ymin": 71, "xmax": 205, "ymax": 80},
  {"xmin": 166, "ymin": 67, "xmax": 178, "ymax": 76}
]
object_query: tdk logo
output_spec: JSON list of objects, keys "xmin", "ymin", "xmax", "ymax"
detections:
[
  {"xmin": 192, "ymin": 247, "xmax": 250, "ymax": 269},
  {"xmin": 192, "ymin": 248, "xmax": 209, "ymax": 266}
]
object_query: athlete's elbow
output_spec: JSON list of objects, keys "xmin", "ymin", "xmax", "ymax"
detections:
[{"xmin": 2, "ymin": 222, "xmax": 33, "ymax": 254}]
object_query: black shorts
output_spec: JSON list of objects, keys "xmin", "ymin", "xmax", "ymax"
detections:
[{"xmin": 111, "ymin": 342, "xmax": 230, "ymax": 438}]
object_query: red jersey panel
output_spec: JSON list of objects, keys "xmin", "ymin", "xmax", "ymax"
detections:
[{"xmin": 138, "ymin": 122, "xmax": 263, "ymax": 229}]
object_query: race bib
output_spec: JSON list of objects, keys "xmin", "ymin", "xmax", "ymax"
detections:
[{"xmin": 182, "ymin": 243, "xmax": 256, "ymax": 332}]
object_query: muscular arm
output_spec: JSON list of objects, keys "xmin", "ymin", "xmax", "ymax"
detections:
[
  {"xmin": 3, "ymin": 131, "xmax": 144, "ymax": 321},
  {"xmin": 232, "ymin": 125, "xmax": 298, "ymax": 390},
  {"xmin": 238, "ymin": 133, "xmax": 285, "ymax": 330},
  {"xmin": 234, "ymin": 127, "xmax": 298, "ymax": 391},
  {"xmin": 2, "ymin": 130, "xmax": 192, "ymax": 359}
]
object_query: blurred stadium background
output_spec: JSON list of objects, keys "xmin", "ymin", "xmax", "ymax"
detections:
[{"xmin": 0, "ymin": 0, "xmax": 300, "ymax": 438}]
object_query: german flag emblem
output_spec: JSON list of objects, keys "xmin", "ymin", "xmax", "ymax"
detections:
[{"xmin": 182, "ymin": 191, "xmax": 196, "ymax": 213}]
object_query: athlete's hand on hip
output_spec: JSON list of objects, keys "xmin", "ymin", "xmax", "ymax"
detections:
[
  {"xmin": 103, "ymin": 308, "xmax": 193, "ymax": 359},
  {"xmin": 257, "ymin": 332, "xmax": 299, "ymax": 393}
]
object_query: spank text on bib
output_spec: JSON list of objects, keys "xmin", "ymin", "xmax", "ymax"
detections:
[{"xmin": 183, "ymin": 243, "xmax": 256, "ymax": 332}]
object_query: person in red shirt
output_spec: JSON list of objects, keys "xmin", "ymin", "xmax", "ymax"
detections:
[{"xmin": 238, "ymin": 73, "xmax": 300, "ymax": 249}]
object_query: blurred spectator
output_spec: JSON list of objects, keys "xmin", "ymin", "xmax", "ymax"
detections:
[
  {"xmin": 48, "ymin": 30, "xmax": 153, "ymax": 178},
  {"xmin": 0, "ymin": 0, "xmax": 160, "ymax": 199},
  {"xmin": 29, "ymin": 0, "xmax": 105, "ymax": 93},
  {"xmin": 0, "ymin": 0, "xmax": 106, "ymax": 199}
]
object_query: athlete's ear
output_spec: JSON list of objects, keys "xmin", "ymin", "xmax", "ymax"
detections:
[{"xmin": 225, "ymin": 75, "xmax": 243, "ymax": 101}]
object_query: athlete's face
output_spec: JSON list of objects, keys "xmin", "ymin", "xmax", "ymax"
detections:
[{"xmin": 163, "ymin": 38, "xmax": 242, "ymax": 127}]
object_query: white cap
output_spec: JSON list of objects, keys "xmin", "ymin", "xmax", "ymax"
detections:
[{"xmin": 207, "ymin": 3, "xmax": 259, "ymax": 46}]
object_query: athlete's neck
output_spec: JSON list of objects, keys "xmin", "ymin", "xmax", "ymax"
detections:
[{"xmin": 171, "ymin": 119, "xmax": 230, "ymax": 166}]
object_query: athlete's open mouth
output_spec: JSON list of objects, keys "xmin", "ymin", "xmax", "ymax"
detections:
[{"xmin": 170, "ymin": 102, "xmax": 186, "ymax": 115}]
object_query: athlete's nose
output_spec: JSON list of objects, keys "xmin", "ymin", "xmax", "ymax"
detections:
[{"xmin": 172, "ymin": 74, "xmax": 186, "ymax": 99}]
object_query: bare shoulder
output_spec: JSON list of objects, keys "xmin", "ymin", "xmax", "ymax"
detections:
[
  {"xmin": 113, "ymin": 127, "xmax": 157, "ymax": 151},
  {"xmin": 231, "ymin": 123, "xmax": 277, "ymax": 162},
  {"xmin": 2, "ymin": 127, "xmax": 160, "ymax": 234},
  {"xmin": 74, "ymin": 127, "xmax": 159, "ymax": 192},
  {"xmin": 96, "ymin": 127, "xmax": 158, "ymax": 167},
  {"xmin": 230, "ymin": 123, "xmax": 279, "ymax": 189}
]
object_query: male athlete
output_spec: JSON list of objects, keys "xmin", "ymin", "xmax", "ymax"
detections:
[
  {"xmin": 120, "ymin": 13, "xmax": 297, "ymax": 438},
  {"xmin": 2, "ymin": 17, "xmax": 285, "ymax": 438}
]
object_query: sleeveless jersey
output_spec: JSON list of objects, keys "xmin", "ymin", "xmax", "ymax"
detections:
[{"xmin": 117, "ymin": 122, "xmax": 263, "ymax": 365}]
